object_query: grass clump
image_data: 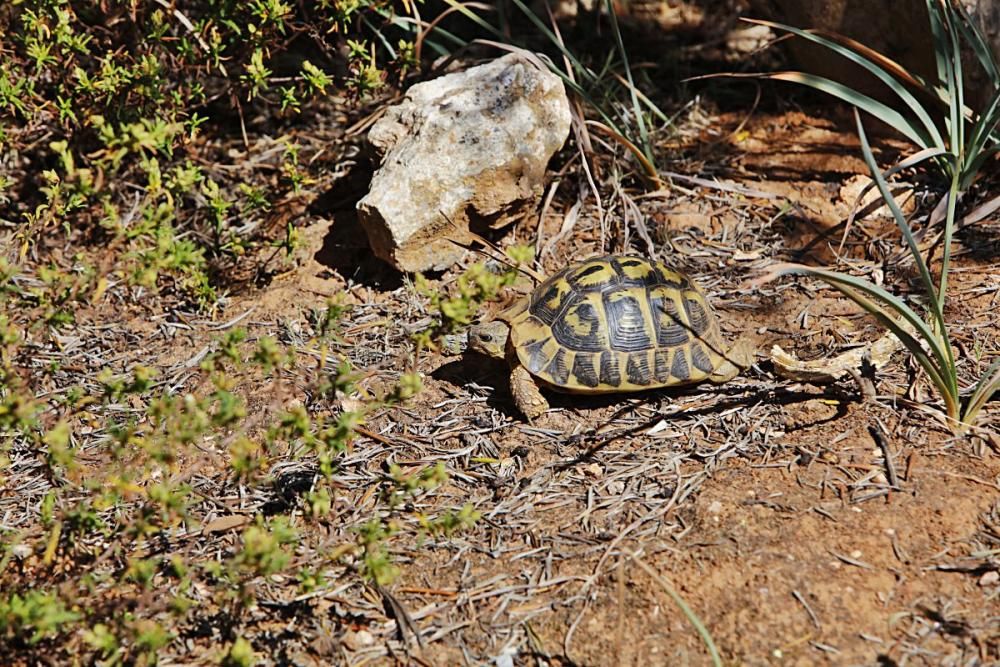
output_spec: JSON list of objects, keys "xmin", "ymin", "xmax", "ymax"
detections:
[{"xmin": 756, "ymin": 0, "xmax": 1000, "ymax": 428}]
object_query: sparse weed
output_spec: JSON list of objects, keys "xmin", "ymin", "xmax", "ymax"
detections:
[
  {"xmin": 0, "ymin": 289, "xmax": 476, "ymax": 659},
  {"xmin": 413, "ymin": 244, "xmax": 533, "ymax": 353},
  {"xmin": 0, "ymin": 590, "xmax": 81, "ymax": 645}
]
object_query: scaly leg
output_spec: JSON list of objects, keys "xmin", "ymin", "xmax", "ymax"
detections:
[{"xmin": 510, "ymin": 362, "xmax": 549, "ymax": 421}]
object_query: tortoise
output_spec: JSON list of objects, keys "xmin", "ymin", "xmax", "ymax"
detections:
[{"xmin": 467, "ymin": 255, "xmax": 754, "ymax": 419}]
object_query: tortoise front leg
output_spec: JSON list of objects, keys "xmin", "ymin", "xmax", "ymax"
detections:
[{"xmin": 510, "ymin": 362, "xmax": 549, "ymax": 421}]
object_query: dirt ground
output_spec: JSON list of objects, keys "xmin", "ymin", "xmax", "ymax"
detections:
[
  {"xmin": 108, "ymin": 108, "xmax": 1000, "ymax": 665},
  {"xmin": 308, "ymin": 109, "xmax": 1000, "ymax": 666},
  {"xmin": 5, "ymin": 4, "xmax": 1000, "ymax": 666}
]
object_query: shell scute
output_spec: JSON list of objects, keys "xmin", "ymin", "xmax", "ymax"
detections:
[
  {"xmin": 571, "ymin": 353, "xmax": 600, "ymax": 388},
  {"xmin": 603, "ymin": 292, "xmax": 653, "ymax": 352},
  {"xmin": 530, "ymin": 277, "xmax": 572, "ymax": 325},
  {"xmin": 551, "ymin": 297, "xmax": 607, "ymax": 352},
  {"xmin": 626, "ymin": 351, "xmax": 652, "ymax": 386},
  {"xmin": 648, "ymin": 288, "xmax": 690, "ymax": 348},
  {"xmin": 690, "ymin": 341, "xmax": 715, "ymax": 374}
]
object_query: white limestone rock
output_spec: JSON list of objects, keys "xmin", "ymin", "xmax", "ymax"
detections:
[{"xmin": 357, "ymin": 53, "xmax": 571, "ymax": 272}]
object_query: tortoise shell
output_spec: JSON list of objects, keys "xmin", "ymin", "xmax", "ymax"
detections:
[{"xmin": 499, "ymin": 255, "xmax": 731, "ymax": 393}]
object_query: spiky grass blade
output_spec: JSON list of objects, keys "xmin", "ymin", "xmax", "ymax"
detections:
[
  {"xmin": 926, "ymin": 0, "xmax": 950, "ymax": 86},
  {"xmin": 854, "ymin": 111, "xmax": 948, "ymax": 321},
  {"xmin": 507, "ymin": 0, "xmax": 598, "ymax": 86},
  {"xmin": 943, "ymin": 3, "xmax": 965, "ymax": 155},
  {"xmin": 855, "ymin": 108, "xmax": 959, "ymax": 399},
  {"xmin": 746, "ymin": 19, "xmax": 943, "ymax": 148},
  {"xmin": 963, "ymin": 87, "xmax": 1000, "ymax": 187},
  {"xmin": 438, "ymin": 0, "xmax": 506, "ymax": 40},
  {"xmin": 610, "ymin": 72, "xmax": 671, "ymax": 124},
  {"xmin": 762, "ymin": 263, "xmax": 959, "ymax": 419},
  {"xmin": 762, "ymin": 72, "xmax": 931, "ymax": 148},
  {"xmin": 604, "ymin": 0, "xmax": 654, "ymax": 167},
  {"xmin": 963, "ymin": 358, "xmax": 1000, "ymax": 424},
  {"xmin": 763, "ymin": 264, "xmax": 946, "ymax": 373},
  {"xmin": 952, "ymin": 0, "xmax": 1000, "ymax": 82}
]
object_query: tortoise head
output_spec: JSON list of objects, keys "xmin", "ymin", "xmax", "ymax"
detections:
[{"xmin": 467, "ymin": 320, "xmax": 510, "ymax": 360}]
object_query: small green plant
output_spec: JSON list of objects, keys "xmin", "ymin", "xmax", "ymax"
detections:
[
  {"xmin": 413, "ymin": 243, "xmax": 533, "ymax": 353},
  {"xmin": 222, "ymin": 637, "xmax": 258, "ymax": 667},
  {"xmin": 0, "ymin": 590, "xmax": 81, "ymax": 645}
]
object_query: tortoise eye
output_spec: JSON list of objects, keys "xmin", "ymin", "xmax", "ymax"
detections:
[{"xmin": 479, "ymin": 333, "xmax": 494, "ymax": 343}]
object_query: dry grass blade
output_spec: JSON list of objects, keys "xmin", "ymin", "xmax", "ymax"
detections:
[
  {"xmin": 741, "ymin": 18, "xmax": 929, "ymax": 90},
  {"xmin": 415, "ymin": 1, "xmax": 497, "ymax": 64},
  {"xmin": 631, "ymin": 552, "xmax": 723, "ymax": 667},
  {"xmin": 584, "ymin": 120, "xmax": 662, "ymax": 186}
]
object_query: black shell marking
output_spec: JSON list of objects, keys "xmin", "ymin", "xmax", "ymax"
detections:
[
  {"xmin": 599, "ymin": 351, "xmax": 621, "ymax": 386},
  {"xmin": 626, "ymin": 352, "xmax": 651, "ymax": 386},
  {"xmin": 683, "ymin": 297, "xmax": 711, "ymax": 336},
  {"xmin": 523, "ymin": 337, "xmax": 551, "ymax": 375},
  {"xmin": 531, "ymin": 282, "xmax": 565, "ymax": 325},
  {"xmin": 671, "ymin": 348, "xmax": 690, "ymax": 381},
  {"xmin": 572, "ymin": 353, "xmax": 600, "ymax": 388},
  {"xmin": 690, "ymin": 342, "xmax": 715, "ymax": 374},
  {"xmin": 570, "ymin": 263, "xmax": 605, "ymax": 284},
  {"xmin": 650, "ymin": 295, "xmax": 690, "ymax": 347},
  {"xmin": 545, "ymin": 348, "xmax": 570, "ymax": 385},
  {"xmin": 654, "ymin": 350, "xmax": 672, "ymax": 383}
]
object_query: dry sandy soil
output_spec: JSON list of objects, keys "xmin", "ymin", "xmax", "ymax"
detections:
[
  {"xmin": 47, "ymin": 107, "xmax": 999, "ymax": 666},
  {"xmin": 4, "ymin": 5, "xmax": 1000, "ymax": 667},
  {"xmin": 288, "ymin": 109, "xmax": 1000, "ymax": 666}
]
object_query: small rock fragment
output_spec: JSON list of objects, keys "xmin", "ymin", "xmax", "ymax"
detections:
[
  {"xmin": 11, "ymin": 543, "xmax": 32, "ymax": 559},
  {"xmin": 837, "ymin": 174, "xmax": 917, "ymax": 219},
  {"xmin": 979, "ymin": 570, "xmax": 999, "ymax": 587},
  {"xmin": 358, "ymin": 53, "xmax": 571, "ymax": 272},
  {"xmin": 341, "ymin": 629, "xmax": 374, "ymax": 651}
]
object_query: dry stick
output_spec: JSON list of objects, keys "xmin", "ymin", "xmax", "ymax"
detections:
[
  {"xmin": 870, "ymin": 419, "xmax": 901, "ymax": 488},
  {"xmin": 377, "ymin": 582, "xmax": 425, "ymax": 650},
  {"xmin": 828, "ymin": 549, "xmax": 875, "ymax": 569},
  {"xmin": 642, "ymin": 173, "xmax": 782, "ymax": 200},
  {"xmin": 540, "ymin": 199, "xmax": 582, "ymax": 260},
  {"xmin": 534, "ymin": 177, "xmax": 560, "ymax": 254},
  {"xmin": 233, "ymin": 96, "xmax": 250, "ymax": 149},
  {"xmin": 792, "ymin": 590, "xmax": 822, "ymax": 630},
  {"xmin": 539, "ymin": 0, "xmax": 605, "ymax": 252},
  {"xmin": 615, "ymin": 181, "xmax": 657, "ymax": 261},
  {"xmin": 152, "ymin": 0, "xmax": 225, "ymax": 76}
]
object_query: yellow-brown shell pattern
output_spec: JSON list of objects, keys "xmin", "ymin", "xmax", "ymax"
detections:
[{"xmin": 505, "ymin": 256, "xmax": 729, "ymax": 393}]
